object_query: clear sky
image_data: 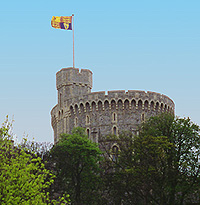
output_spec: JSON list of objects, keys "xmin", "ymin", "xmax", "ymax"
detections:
[{"xmin": 1, "ymin": 0, "xmax": 200, "ymax": 143}]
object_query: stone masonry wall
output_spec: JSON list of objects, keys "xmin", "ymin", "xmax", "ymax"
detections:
[{"xmin": 51, "ymin": 68, "xmax": 175, "ymax": 144}]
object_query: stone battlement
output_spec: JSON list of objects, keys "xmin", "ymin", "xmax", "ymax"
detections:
[
  {"xmin": 51, "ymin": 67, "xmax": 175, "ymax": 143},
  {"xmin": 51, "ymin": 89, "xmax": 174, "ymax": 119},
  {"xmin": 56, "ymin": 67, "xmax": 92, "ymax": 89}
]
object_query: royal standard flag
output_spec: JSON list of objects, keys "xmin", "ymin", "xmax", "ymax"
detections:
[{"xmin": 51, "ymin": 16, "xmax": 72, "ymax": 30}]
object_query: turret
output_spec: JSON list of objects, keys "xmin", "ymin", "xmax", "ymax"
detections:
[{"xmin": 56, "ymin": 67, "xmax": 93, "ymax": 107}]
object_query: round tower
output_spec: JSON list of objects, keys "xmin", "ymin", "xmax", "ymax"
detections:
[{"xmin": 51, "ymin": 67, "xmax": 175, "ymax": 144}]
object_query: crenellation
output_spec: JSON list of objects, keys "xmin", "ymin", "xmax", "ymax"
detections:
[{"xmin": 51, "ymin": 67, "xmax": 175, "ymax": 144}]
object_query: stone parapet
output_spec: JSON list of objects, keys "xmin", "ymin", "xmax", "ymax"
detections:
[{"xmin": 51, "ymin": 68, "xmax": 175, "ymax": 144}]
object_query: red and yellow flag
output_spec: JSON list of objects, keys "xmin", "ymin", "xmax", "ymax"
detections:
[{"xmin": 51, "ymin": 16, "xmax": 72, "ymax": 30}]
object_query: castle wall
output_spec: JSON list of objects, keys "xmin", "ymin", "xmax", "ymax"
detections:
[{"xmin": 51, "ymin": 82, "xmax": 175, "ymax": 143}]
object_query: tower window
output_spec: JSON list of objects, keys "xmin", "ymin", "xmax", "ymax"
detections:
[
  {"xmin": 112, "ymin": 112, "xmax": 117, "ymax": 122},
  {"xmin": 86, "ymin": 115, "xmax": 90, "ymax": 124},
  {"xmin": 87, "ymin": 129, "xmax": 90, "ymax": 137},
  {"xmin": 141, "ymin": 113, "xmax": 145, "ymax": 122},
  {"xmin": 75, "ymin": 117, "xmax": 78, "ymax": 127},
  {"xmin": 112, "ymin": 145, "xmax": 119, "ymax": 162},
  {"xmin": 113, "ymin": 126, "xmax": 117, "ymax": 135}
]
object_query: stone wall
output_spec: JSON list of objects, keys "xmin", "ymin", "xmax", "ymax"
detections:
[{"xmin": 51, "ymin": 68, "xmax": 175, "ymax": 143}]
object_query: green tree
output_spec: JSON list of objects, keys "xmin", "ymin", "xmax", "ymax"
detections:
[
  {"xmin": 139, "ymin": 113, "xmax": 200, "ymax": 204},
  {"xmin": 49, "ymin": 127, "xmax": 102, "ymax": 205},
  {"xmin": 100, "ymin": 113, "xmax": 200, "ymax": 204},
  {"xmin": 0, "ymin": 118, "xmax": 69, "ymax": 205}
]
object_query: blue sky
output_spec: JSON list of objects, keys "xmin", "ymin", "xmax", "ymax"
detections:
[{"xmin": 1, "ymin": 0, "xmax": 200, "ymax": 142}]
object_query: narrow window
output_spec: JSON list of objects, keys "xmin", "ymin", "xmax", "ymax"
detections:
[
  {"xmin": 112, "ymin": 145, "xmax": 119, "ymax": 162},
  {"xmin": 86, "ymin": 115, "xmax": 90, "ymax": 124},
  {"xmin": 75, "ymin": 117, "xmax": 78, "ymax": 127},
  {"xmin": 113, "ymin": 126, "xmax": 117, "ymax": 135},
  {"xmin": 141, "ymin": 113, "xmax": 145, "ymax": 122},
  {"xmin": 87, "ymin": 129, "xmax": 90, "ymax": 137}
]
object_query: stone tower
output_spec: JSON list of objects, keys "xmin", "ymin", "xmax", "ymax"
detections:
[
  {"xmin": 51, "ymin": 67, "xmax": 175, "ymax": 144},
  {"xmin": 56, "ymin": 67, "xmax": 92, "ymax": 107}
]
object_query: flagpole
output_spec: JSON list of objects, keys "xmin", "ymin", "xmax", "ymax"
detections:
[{"xmin": 72, "ymin": 14, "xmax": 75, "ymax": 68}]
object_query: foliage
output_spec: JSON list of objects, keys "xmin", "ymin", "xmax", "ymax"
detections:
[
  {"xmin": 100, "ymin": 113, "xmax": 200, "ymax": 204},
  {"xmin": 49, "ymin": 127, "xmax": 102, "ymax": 205},
  {"xmin": 139, "ymin": 113, "xmax": 200, "ymax": 204},
  {"xmin": 0, "ymin": 117, "xmax": 70, "ymax": 205}
]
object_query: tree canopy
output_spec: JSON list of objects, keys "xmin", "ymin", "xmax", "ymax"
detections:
[
  {"xmin": 0, "ymin": 118, "xmax": 69, "ymax": 205},
  {"xmin": 49, "ymin": 127, "xmax": 102, "ymax": 205},
  {"xmin": 100, "ymin": 113, "xmax": 200, "ymax": 204}
]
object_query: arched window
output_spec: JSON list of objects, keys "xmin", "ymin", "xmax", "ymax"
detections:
[
  {"xmin": 86, "ymin": 115, "xmax": 90, "ymax": 124},
  {"xmin": 113, "ymin": 113, "xmax": 116, "ymax": 122},
  {"xmin": 112, "ymin": 145, "xmax": 119, "ymax": 162},
  {"xmin": 113, "ymin": 126, "xmax": 117, "ymax": 135},
  {"xmin": 75, "ymin": 117, "xmax": 78, "ymax": 127},
  {"xmin": 141, "ymin": 113, "xmax": 145, "ymax": 122},
  {"xmin": 87, "ymin": 129, "xmax": 90, "ymax": 137}
]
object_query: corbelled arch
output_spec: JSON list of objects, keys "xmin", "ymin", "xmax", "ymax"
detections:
[
  {"xmin": 111, "ymin": 99, "xmax": 116, "ymax": 110},
  {"xmin": 155, "ymin": 102, "xmax": 160, "ymax": 111},
  {"xmin": 131, "ymin": 99, "xmax": 136, "ymax": 109},
  {"xmin": 85, "ymin": 102, "xmax": 90, "ymax": 112},
  {"xmin": 98, "ymin": 100, "xmax": 103, "ymax": 111},
  {"xmin": 91, "ymin": 101, "xmax": 96, "ymax": 112},
  {"xmin": 138, "ymin": 99, "xmax": 143, "ymax": 110},
  {"xmin": 144, "ymin": 100, "xmax": 149, "ymax": 111},
  {"xmin": 69, "ymin": 105, "xmax": 74, "ymax": 116},
  {"xmin": 104, "ymin": 100, "xmax": 109, "ymax": 110},
  {"xmin": 117, "ymin": 99, "xmax": 123, "ymax": 110},
  {"xmin": 74, "ymin": 104, "xmax": 79, "ymax": 115},
  {"xmin": 164, "ymin": 104, "xmax": 167, "ymax": 112},
  {"xmin": 160, "ymin": 103, "xmax": 164, "ymax": 112},
  {"xmin": 150, "ymin": 101, "xmax": 154, "ymax": 110},
  {"xmin": 79, "ymin": 102, "xmax": 85, "ymax": 113},
  {"xmin": 124, "ymin": 99, "xmax": 130, "ymax": 110}
]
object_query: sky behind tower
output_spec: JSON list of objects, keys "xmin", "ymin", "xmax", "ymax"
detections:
[{"xmin": 1, "ymin": 0, "xmax": 200, "ymax": 142}]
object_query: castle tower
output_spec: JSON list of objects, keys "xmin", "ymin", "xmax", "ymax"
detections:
[
  {"xmin": 56, "ymin": 67, "xmax": 93, "ymax": 108},
  {"xmin": 51, "ymin": 67, "xmax": 175, "ymax": 144}
]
